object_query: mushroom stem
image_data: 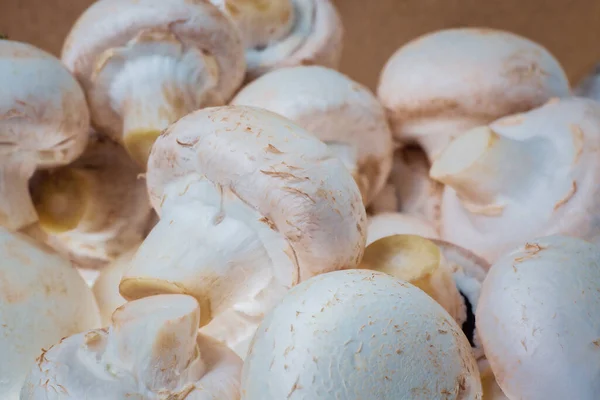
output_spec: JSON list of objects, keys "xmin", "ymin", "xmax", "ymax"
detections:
[
  {"xmin": 117, "ymin": 52, "xmax": 219, "ymax": 167},
  {"xmin": 360, "ymin": 235, "xmax": 466, "ymax": 323},
  {"xmin": 31, "ymin": 168, "xmax": 89, "ymax": 234},
  {"xmin": 218, "ymin": 0, "xmax": 296, "ymax": 48},
  {"xmin": 430, "ymin": 126, "xmax": 544, "ymax": 215},
  {"xmin": 104, "ymin": 294, "xmax": 205, "ymax": 390},
  {"xmin": 119, "ymin": 199, "xmax": 276, "ymax": 328},
  {"xmin": 0, "ymin": 157, "xmax": 38, "ymax": 230}
]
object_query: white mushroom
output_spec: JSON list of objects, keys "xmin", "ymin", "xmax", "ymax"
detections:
[
  {"xmin": 21, "ymin": 294, "xmax": 242, "ymax": 399},
  {"xmin": 0, "ymin": 40, "xmax": 89, "ymax": 231},
  {"xmin": 430, "ymin": 97, "xmax": 600, "ymax": 262},
  {"xmin": 378, "ymin": 28, "xmax": 571, "ymax": 161},
  {"xmin": 62, "ymin": 0, "xmax": 246, "ymax": 166},
  {"xmin": 232, "ymin": 65, "xmax": 393, "ymax": 205},
  {"xmin": 29, "ymin": 132, "xmax": 156, "ymax": 270},
  {"xmin": 366, "ymin": 212, "xmax": 439, "ymax": 245},
  {"xmin": 476, "ymin": 235, "xmax": 600, "ymax": 399},
  {"xmin": 0, "ymin": 227, "xmax": 99, "ymax": 399},
  {"xmin": 242, "ymin": 269, "xmax": 482, "ymax": 399},
  {"xmin": 119, "ymin": 105, "xmax": 366, "ymax": 358},
  {"xmin": 211, "ymin": 0, "xmax": 343, "ymax": 80}
]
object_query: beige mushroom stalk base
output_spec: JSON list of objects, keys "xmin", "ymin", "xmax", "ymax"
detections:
[
  {"xmin": 431, "ymin": 97, "xmax": 600, "ymax": 262},
  {"xmin": 0, "ymin": 40, "xmax": 89, "ymax": 231},
  {"xmin": 242, "ymin": 270, "xmax": 482, "ymax": 399},
  {"xmin": 232, "ymin": 65, "xmax": 393, "ymax": 206},
  {"xmin": 377, "ymin": 28, "xmax": 570, "ymax": 161},
  {"xmin": 212, "ymin": 0, "xmax": 344, "ymax": 80},
  {"xmin": 21, "ymin": 294, "xmax": 242, "ymax": 399},
  {"xmin": 0, "ymin": 228, "xmax": 100, "ymax": 400},
  {"xmin": 62, "ymin": 0, "xmax": 246, "ymax": 166},
  {"xmin": 477, "ymin": 235, "xmax": 600, "ymax": 399},
  {"xmin": 119, "ymin": 106, "xmax": 366, "ymax": 358}
]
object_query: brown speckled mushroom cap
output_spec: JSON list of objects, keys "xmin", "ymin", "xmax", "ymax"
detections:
[{"xmin": 378, "ymin": 28, "xmax": 570, "ymax": 161}]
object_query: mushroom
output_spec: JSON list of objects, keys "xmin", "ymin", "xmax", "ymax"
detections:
[
  {"xmin": 211, "ymin": 0, "xmax": 343, "ymax": 81},
  {"xmin": 366, "ymin": 212, "xmax": 439, "ymax": 245},
  {"xmin": 575, "ymin": 63, "xmax": 600, "ymax": 101},
  {"xmin": 231, "ymin": 65, "xmax": 393, "ymax": 205},
  {"xmin": 476, "ymin": 235, "xmax": 600, "ymax": 399},
  {"xmin": 29, "ymin": 132, "xmax": 156, "ymax": 270},
  {"xmin": 92, "ymin": 248, "xmax": 136, "ymax": 326},
  {"xmin": 430, "ymin": 97, "xmax": 600, "ymax": 262},
  {"xmin": 369, "ymin": 146, "xmax": 443, "ymax": 226},
  {"xmin": 119, "ymin": 105, "xmax": 366, "ymax": 358},
  {"xmin": 241, "ymin": 269, "xmax": 482, "ymax": 399},
  {"xmin": 61, "ymin": 0, "xmax": 246, "ymax": 166},
  {"xmin": 0, "ymin": 40, "xmax": 89, "ymax": 231},
  {"xmin": 377, "ymin": 28, "xmax": 571, "ymax": 161},
  {"xmin": 21, "ymin": 294, "xmax": 242, "ymax": 399},
  {"xmin": 0, "ymin": 227, "xmax": 100, "ymax": 400}
]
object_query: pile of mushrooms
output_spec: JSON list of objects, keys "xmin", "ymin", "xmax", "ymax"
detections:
[{"xmin": 3, "ymin": 2, "xmax": 600, "ymax": 398}]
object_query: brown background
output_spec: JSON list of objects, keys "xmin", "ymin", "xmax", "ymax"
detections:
[{"xmin": 2, "ymin": 0, "xmax": 600, "ymax": 90}]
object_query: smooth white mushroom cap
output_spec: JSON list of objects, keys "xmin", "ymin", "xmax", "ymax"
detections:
[
  {"xmin": 431, "ymin": 97, "xmax": 600, "ymax": 262},
  {"xmin": 377, "ymin": 28, "xmax": 570, "ymax": 161},
  {"xmin": 20, "ymin": 294, "xmax": 242, "ymax": 399},
  {"xmin": 0, "ymin": 227, "xmax": 99, "ymax": 399},
  {"xmin": 366, "ymin": 212, "xmax": 439, "ymax": 245},
  {"xmin": 62, "ymin": 0, "xmax": 246, "ymax": 166},
  {"xmin": 242, "ymin": 269, "xmax": 482, "ymax": 399},
  {"xmin": 0, "ymin": 40, "xmax": 89, "ymax": 231},
  {"xmin": 476, "ymin": 235, "xmax": 600, "ymax": 399},
  {"xmin": 232, "ymin": 65, "xmax": 393, "ymax": 205},
  {"xmin": 120, "ymin": 106, "xmax": 366, "ymax": 347},
  {"xmin": 212, "ymin": 0, "xmax": 343, "ymax": 80}
]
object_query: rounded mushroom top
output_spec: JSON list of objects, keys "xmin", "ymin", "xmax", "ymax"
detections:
[
  {"xmin": 431, "ymin": 97, "xmax": 600, "ymax": 262},
  {"xmin": 476, "ymin": 235, "xmax": 600, "ymax": 399},
  {"xmin": 213, "ymin": 0, "xmax": 343, "ymax": 80},
  {"xmin": 0, "ymin": 227, "xmax": 100, "ymax": 399},
  {"xmin": 146, "ymin": 105, "xmax": 366, "ymax": 281},
  {"xmin": 20, "ymin": 294, "xmax": 242, "ymax": 399},
  {"xmin": 232, "ymin": 65, "xmax": 393, "ymax": 204},
  {"xmin": 61, "ymin": 0, "xmax": 245, "ymax": 142},
  {"xmin": 377, "ymin": 28, "xmax": 570, "ymax": 159},
  {"xmin": 242, "ymin": 269, "xmax": 482, "ymax": 399},
  {"xmin": 0, "ymin": 39, "xmax": 89, "ymax": 169}
]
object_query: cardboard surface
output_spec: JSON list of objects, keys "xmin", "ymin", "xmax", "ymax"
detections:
[{"xmin": 2, "ymin": 0, "xmax": 600, "ymax": 90}]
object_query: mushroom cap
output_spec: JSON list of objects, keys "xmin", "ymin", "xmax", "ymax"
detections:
[
  {"xmin": 61, "ymin": 0, "xmax": 245, "ymax": 140},
  {"xmin": 0, "ymin": 40, "xmax": 90, "ymax": 170},
  {"xmin": 438, "ymin": 97, "xmax": 600, "ymax": 262},
  {"xmin": 476, "ymin": 235, "xmax": 600, "ymax": 399},
  {"xmin": 366, "ymin": 212, "xmax": 439, "ymax": 245},
  {"xmin": 20, "ymin": 294, "xmax": 242, "ymax": 399},
  {"xmin": 0, "ymin": 227, "xmax": 100, "ymax": 399},
  {"xmin": 242, "ymin": 269, "xmax": 482, "ymax": 399},
  {"xmin": 232, "ymin": 65, "xmax": 393, "ymax": 204},
  {"xmin": 145, "ymin": 105, "xmax": 366, "ymax": 281},
  {"xmin": 32, "ymin": 133, "xmax": 155, "ymax": 269},
  {"xmin": 231, "ymin": 0, "xmax": 344, "ymax": 80},
  {"xmin": 377, "ymin": 28, "xmax": 570, "ymax": 158}
]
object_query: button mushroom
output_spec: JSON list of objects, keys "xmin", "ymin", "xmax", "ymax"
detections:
[
  {"xmin": 242, "ymin": 269, "xmax": 482, "ymax": 399},
  {"xmin": 366, "ymin": 212, "xmax": 439, "ymax": 245},
  {"xmin": 377, "ymin": 28, "xmax": 571, "ymax": 161},
  {"xmin": 211, "ymin": 0, "xmax": 343, "ymax": 80},
  {"xmin": 119, "ymin": 105, "xmax": 366, "ymax": 358},
  {"xmin": 21, "ymin": 294, "xmax": 242, "ymax": 399},
  {"xmin": 61, "ymin": 0, "xmax": 246, "ymax": 166},
  {"xmin": 476, "ymin": 235, "xmax": 600, "ymax": 399},
  {"xmin": 231, "ymin": 65, "xmax": 393, "ymax": 205},
  {"xmin": 430, "ymin": 97, "xmax": 600, "ymax": 262},
  {"xmin": 0, "ymin": 40, "xmax": 90, "ymax": 231},
  {"xmin": 0, "ymin": 227, "xmax": 100, "ymax": 399},
  {"xmin": 29, "ymin": 132, "xmax": 156, "ymax": 270}
]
